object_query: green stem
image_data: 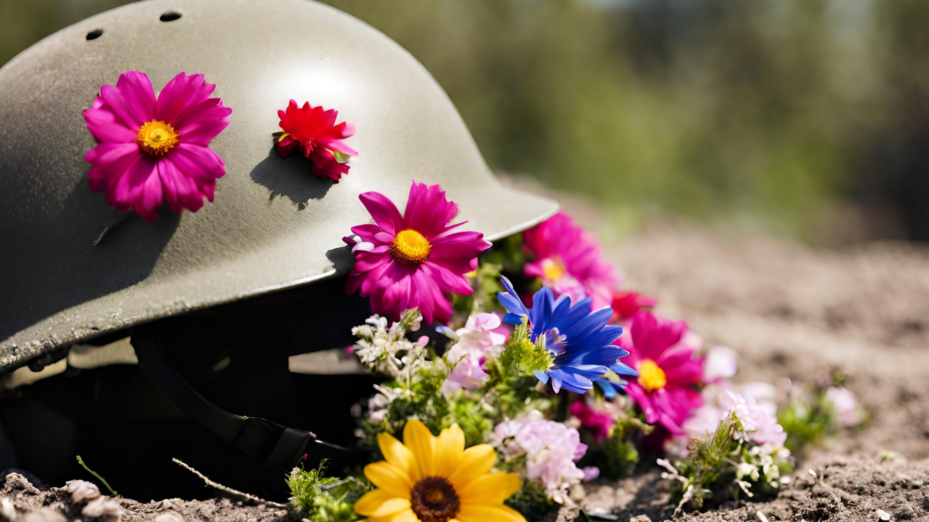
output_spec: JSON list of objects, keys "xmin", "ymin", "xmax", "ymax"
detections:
[{"xmin": 76, "ymin": 455, "xmax": 118, "ymax": 497}]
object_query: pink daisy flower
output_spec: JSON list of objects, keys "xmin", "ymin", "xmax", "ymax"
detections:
[
  {"xmin": 344, "ymin": 181, "xmax": 492, "ymax": 324},
  {"xmin": 523, "ymin": 212, "xmax": 619, "ymax": 309},
  {"xmin": 275, "ymin": 100, "xmax": 357, "ymax": 181},
  {"xmin": 82, "ymin": 71, "xmax": 232, "ymax": 222},
  {"xmin": 619, "ymin": 311, "xmax": 705, "ymax": 434}
]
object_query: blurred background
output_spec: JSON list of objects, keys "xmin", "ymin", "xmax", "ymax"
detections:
[{"xmin": 3, "ymin": 0, "xmax": 927, "ymax": 243}]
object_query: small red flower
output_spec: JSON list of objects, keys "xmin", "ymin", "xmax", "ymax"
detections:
[
  {"xmin": 611, "ymin": 291, "xmax": 657, "ymax": 323},
  {"xmin": 275, "ymin": 100, "xmax": 357, "ymax": 181}
]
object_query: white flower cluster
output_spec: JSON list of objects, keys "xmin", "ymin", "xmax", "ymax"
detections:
[
  {"xmin": 352, "ymin": 310, "xmax": 424, "ymax": 383},
  {"xmin": 367, "ymin": 384, "xmax": 414, "ymax": 424},
  {"xmin": 656, "ymin": 458, "xmax": 712, "ymax": 517},
  {"xmin": 734, "ymin": 443, "xmax": 791, "ymax": 497}
]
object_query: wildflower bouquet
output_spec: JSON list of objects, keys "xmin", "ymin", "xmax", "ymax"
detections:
[{"xmin": 286, "ymin": 181, "xmax": 862, "ymax": 521}]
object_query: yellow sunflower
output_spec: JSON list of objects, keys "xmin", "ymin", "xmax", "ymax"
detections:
[{"xmin": 354, "ymin": 419, "xmax": 526, "ymax": 522}]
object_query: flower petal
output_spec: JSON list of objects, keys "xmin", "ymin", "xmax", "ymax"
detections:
[
  {"xmin": 158, "ymin": 157, "xmax": 206, "ymax": 213},
  {"xmin": 422, "ymin": 262, "xmax": 473, "ymax": 296},
  {"xmin": 448, "ymin": 444, "xmax": 496, "ymax": 491},
  {"xmin": 402, "ymin": 419, "xmax": 436, "ymax": 478},
  {"xmin": 155, "ymin": 73, "xmax": 215, "ymax": 124},
  {"xmin": 403, "ymin": 181, "xmax": 458, "ymax": 238},
  {"xmin": 83, "ymin": 102, "xmax": 137, "ymax": 143},
  {"xmin": 359, "ymin": 192, "xmax": 403, "ymax": 236},
  {"xmin": 111, "ymin": 155, "xmax": 161, "ymax": 222},
  {"xmin": 364, "ymin": 462, "xmax": 412, "ymax": 499},
  {"xmin": 100, "ymin": 71, "xmax": 155, "ymax": 129},
  {"xmin": 457, "ymin": 473, "xmax": 521, "ymax": 505},
  {"xmin": 457, "ymin": 504, "xmax": 526, "ymax": 522},
  {"xmin": 433, "ymin": 424, "xmax": 465, "ymax": 478},
  {"xmin": 317, "ymin": 137, "xmax": 358, "ymax": 156},
  {"xmin": 354, "ymin": 490, "xmax": 410, "ymax": 517},
  {"xmin": 170, "ymin": 143, "xmax": 226, "ymax": 182},
  {"xmin": 174, "ymin": 97, "xmax": 233, "ymax": 146},
  {"xmin": 625, "ymin": 383, "xmax": 659, "ymax": 424},
  {"xmin": 377, "ymin": 433, "xmax": 418, "ymax": 480},
  {"xmin": 368, "ymin": 510, "xmax": 417, "ymax": 522}
]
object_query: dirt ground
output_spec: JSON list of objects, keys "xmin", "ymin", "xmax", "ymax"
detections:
[
  {"xmin": 4, "ymin": 188, "xmax": 929, "ymax": 521},
  {"xmin": 552, "ymin": 189, "xmax": 929, "ymax": 521}
]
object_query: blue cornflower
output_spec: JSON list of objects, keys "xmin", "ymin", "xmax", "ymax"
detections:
[{"xmin": 497, "ymin": 276, "xmax": 638, "ymax": 395}]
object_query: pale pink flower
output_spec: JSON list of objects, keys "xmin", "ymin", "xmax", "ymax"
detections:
[
  {"xmin": 719, "ymin": 390, "xmax": 786, "ymax": 447},
  {"xmin": 491, "ymin": 412, "xmax": 593, "ymax": 505},
  {"xmin": 825, "ymin": 386, "xmax": 863, "ymax": 427},
  {"xmin": 704, "ymin": 346, "xmax": 738, "ymax": 381},
  {"xmin": 442, "ymin": 313, "xmax": 506, "ymax": 392}
]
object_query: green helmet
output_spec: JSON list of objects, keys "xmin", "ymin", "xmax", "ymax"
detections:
[{"xmin": 0, "ymin": 0, "xmax": 556, "ymax": 376}]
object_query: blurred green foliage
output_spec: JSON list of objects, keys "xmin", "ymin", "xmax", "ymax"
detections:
[{"xmin": 4, "ymin": 0, "xmax": 928, "ymax": 240}]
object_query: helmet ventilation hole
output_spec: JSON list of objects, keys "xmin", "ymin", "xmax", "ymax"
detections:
[
  {"xmin": 86, "ymin": 29, "xmax": 103, "ymax": 40},
  {"xmin": 160, "ymin": 11, "xmax": 182, "ymax": 22}
]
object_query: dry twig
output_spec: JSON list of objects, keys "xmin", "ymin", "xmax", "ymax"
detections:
[{"xmin": 172, "ymin": 458, "xmax": 287, "ymax": 508}]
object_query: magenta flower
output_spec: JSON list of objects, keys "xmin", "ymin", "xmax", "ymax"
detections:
[
  {"xmin": 344, "ymin": 181, "xmax": 492, "ymax": 324},
  {"xmin": 523, "ymin": 212, "xmax": 619, "ymax": 309},
  {"xmin": 619, "ymin": 311, "xmax": 705, "ymax": 435},
  {"xmin": 83, "ymin": 71, "xmax": 232, "ymax": 222},
  {"xmin": 570, "ymin": 400, "xmax": 615, "ymax": 443}
]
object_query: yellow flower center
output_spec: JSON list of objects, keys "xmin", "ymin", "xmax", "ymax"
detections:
[
  {"xmin": 136, "ymin": 120, "xmax": 180, "ymax": 156},
  {"xmin": 541, "ymin": 257, "xmax": 566, "ymax": 281},
  {"xmin": 390, "ymin": 230, "xmax": 432, "ymax": 266},
  {"xmin": 411, "ymin": 477, "xmax": 459, "ymax": 522},
  {"xmin": 637, "ymin": 359, "xmax": 667, "ymax": 392}
]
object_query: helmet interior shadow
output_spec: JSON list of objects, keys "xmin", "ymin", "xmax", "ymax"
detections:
[{"xmin": 1, "ymin": 276, "xmax": 380, "ymax": 501}]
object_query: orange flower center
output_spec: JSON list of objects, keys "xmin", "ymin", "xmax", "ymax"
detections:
[
  {"xmin": 411, "ymin": 477, "xmax": 459, "ymax": 522},
  {"xmin": 390, "ymin": 230, "xmax": 431, "ymax": 266},
  {"xmin": 136, "ymin": 120, "xmax": 180, "ymax": 156},
  {"xmin": 541, "ymin": 257, "xmax": 566, "ymax": 281},
  {"xmin": 637, "ymin": 359, "xmax": 667, "ymax": 392}
]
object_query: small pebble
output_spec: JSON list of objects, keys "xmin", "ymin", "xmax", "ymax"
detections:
[
  {"xmin": 0, "ymin": 498, "xmax": 16, "ymax": 522},
  {"xmin": 877, "ymin": 509, "xmax": 892, "ymax": 521},
  {"xmin": 808, "ymin": 469, "xmax": 818, "ymax": 479},
  {"xmin": 756, "ymin": 512, "xmax": 769, "ymax": 522},
  {"xmin": 586, "ymin": 508, "xmax": 618, "ymax": 520},
  {"xmin": 21, "ymin": 509, "xmax": 65, "ymax": 522},
  {"xmin": 155, "ymin": 513, "xmax": 184, "ymax": 522}
]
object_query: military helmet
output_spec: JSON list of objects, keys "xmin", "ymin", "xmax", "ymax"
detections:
[
  {"xmin": 0, "ymin": 0, "xmax": 556, "ymax": 497},
  {"xmin": 0, "ymin": 0, "xmax": 555, "ymax": 373}
]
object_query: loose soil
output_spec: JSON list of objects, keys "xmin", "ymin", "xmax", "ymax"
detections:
[{"xmin": 4, "ymin": 187, "xmax": 929, "ymax": 522}]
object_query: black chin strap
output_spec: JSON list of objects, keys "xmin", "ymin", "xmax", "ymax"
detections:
[{"xmin": 132, "ymin": 322, "xmax": 359, "ymax": 484}]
